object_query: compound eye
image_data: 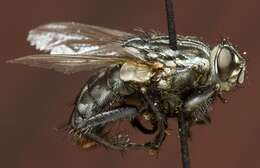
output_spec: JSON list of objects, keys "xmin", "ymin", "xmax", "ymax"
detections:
[{"xmin": 217, "ymin": 48, "xmax": 234, "ymax": 81}]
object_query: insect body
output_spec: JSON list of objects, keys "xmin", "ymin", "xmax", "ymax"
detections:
[{"xmin": 8, "ymin": 22, "xmax": 246, "ymax": 151}]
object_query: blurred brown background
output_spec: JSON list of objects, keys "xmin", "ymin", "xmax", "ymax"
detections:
[{"xmin": 0, "ymin": 0, "xmax": 259, "ymax": 168}]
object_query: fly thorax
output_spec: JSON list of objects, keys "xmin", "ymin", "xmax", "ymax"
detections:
[{"xmin": 156, "ymin": 62, "xmax": 176, "ymax": 90}]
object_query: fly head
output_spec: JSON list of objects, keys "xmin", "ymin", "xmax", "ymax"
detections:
[{"xmin": 210, "ymin": 39, "xmax": 246, "ymax": 91}]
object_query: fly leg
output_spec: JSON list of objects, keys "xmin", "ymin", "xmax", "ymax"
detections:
[
  {"xmin": 184, "ymin": 87, "xmax": 217, "ymax": 123},
  {"xmin": 131, "ymin": 117, "xmax": 158, "ymax": 134},
  {"xmin": 120, "ymin": 92, "xmax": 167, "ymax": 151},
  {"xmin": 130, "ymin": 104, "xmax": 158, "ymax": 134},
  {"xmin": 142, "ymin": 93, "xmax": 167, "ymax": 150},
  {"xmin": 77, "ymin": 107, "xmax": 140, "ymax": 150}
]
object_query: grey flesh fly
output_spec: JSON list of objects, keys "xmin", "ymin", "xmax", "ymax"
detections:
[{"xmin": 7, "ymin": 1, "xmax": 246, "ymax": 153}]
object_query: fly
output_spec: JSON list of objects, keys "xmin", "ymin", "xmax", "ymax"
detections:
[{"xmin": 7, "ymin": 0, "xmax": 246, "ymax": 156}]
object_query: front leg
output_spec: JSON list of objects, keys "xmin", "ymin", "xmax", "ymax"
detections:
[{"xmin": 184, "ymin": 87, "xmax": 217, "ymax": 123}]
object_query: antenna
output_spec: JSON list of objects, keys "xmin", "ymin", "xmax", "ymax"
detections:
[{"xmin": 164, "ymin": 0, "xmax": 191, "ymax": 168}]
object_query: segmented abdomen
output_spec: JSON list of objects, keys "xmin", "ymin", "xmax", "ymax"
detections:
[{"xmin": 70, "ymin": 65, "xmax": 133, "ymax": 128}]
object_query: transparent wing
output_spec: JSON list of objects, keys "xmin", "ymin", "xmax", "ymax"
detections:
[
  {"xmin": 27, "ymin": 22, "xmax": 132, "ymax": 55},
  {"xmin": 8, "ymin": 22, "xmax": 151, "ymax": 74},
  {"xmin": 7, "ymin": 54, "xmax": 128, "ymax": 74}
]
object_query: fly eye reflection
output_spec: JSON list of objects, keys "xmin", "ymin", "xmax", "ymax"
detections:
[{"xmin": 217, "ymin": 47, "xmax": 236, "ymax": 81}]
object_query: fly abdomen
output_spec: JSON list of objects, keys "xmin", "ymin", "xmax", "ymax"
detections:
[{"xmin": 71, "ymin": 65, "xmax": 134, "ymax": 128}]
